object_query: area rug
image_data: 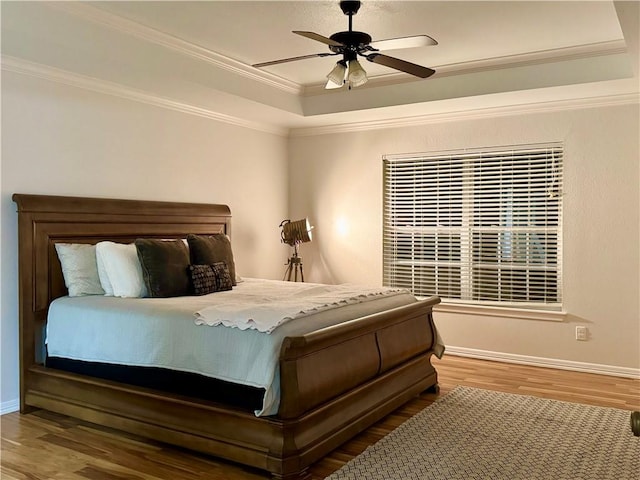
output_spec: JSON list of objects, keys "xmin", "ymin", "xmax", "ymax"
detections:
[{"xmin": 325, "ymin": 386, "xmax": 639, "ymax": 480}]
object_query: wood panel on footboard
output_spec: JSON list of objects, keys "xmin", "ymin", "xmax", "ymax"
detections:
[{"xmin": 13, "ymin": 193, "xmax": 441, "ymax": 480}]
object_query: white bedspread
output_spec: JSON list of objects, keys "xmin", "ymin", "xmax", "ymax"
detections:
[
  {"xmin": 46, "ymin": 278, "xmax": 421, "ymax": 416},
  {"xmin": 195, "ymin": 281, "xmax": 409, "ymax": 333}
]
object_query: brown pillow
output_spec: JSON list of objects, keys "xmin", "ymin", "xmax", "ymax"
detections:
[
  {"xmin": 186, "ymin": 234, "xmax": 237, "ymax": 286},
  {"xmin": 188, "ymin": 262, "xmax": 233, "ymax": 295},
  {"xmin": 135, "ymin": 239, "xmax": 190, "ymax": 297}
]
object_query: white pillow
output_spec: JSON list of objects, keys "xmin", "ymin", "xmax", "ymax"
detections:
[
  {"xmin": 95, "ymin": 241, "xmax": 147, "ymax": 298},
  {"xmin": 55, "ymin": 243, "xmax": 105, "ymax": 297},
  {"xmin": 95, "ymin": 249, "xmax": 114, "ymax": 296}
]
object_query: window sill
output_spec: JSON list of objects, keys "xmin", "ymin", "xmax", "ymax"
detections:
[{"xmin": 431, "ymin": 302, "xmax": 567, "ymax": 322}]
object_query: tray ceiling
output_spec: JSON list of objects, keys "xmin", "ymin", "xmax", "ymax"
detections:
[{"xmin": 2, "ymin": 1, "xmax": 638, "ymax": 132}]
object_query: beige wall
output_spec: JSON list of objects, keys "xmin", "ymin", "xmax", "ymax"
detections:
[
  {"xmin": 1, "ymin": 72, "xmax": 290, "ymax": 409},
  {"xmin": 288, "ymin": 104, "xmax": 640, "ymax": 372},
  {"xmin": 2, "ymin": 70, "xmax": 638, "ymax": 411}
]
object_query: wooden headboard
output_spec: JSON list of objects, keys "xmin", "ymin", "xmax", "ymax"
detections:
[{"xmin": 12, "ymin": 193, "xmax": 232, "ymax": 412}]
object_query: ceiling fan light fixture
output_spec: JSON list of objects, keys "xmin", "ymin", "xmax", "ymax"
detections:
[
  {"xmin": 254, "ymin": 1, "xmax": 437, "ymax": 85},
  {"xmin": 347, "ymin": 59, "xmax": 368, "ymax": 87},
  {"xmin": 326, "ymin": 60, "xmax": 347, "ymax": 88}
]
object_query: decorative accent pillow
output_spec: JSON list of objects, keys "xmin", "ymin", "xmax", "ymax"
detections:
[
  {"xmin": 187, "ymin": 234, "xmax": 237, "ymax": 286},
  {"xmin": 135, "ymin": 238, "xmax": 190, "ymax": 298},
  {"xmin": 188, "ymin": 262, "xmax": 233, "ymax": 295},
  {"xmin": 211, "ymin": 262, "xmax": 234, "ymax": 291},
  {"xmin": 95, "ymin": 242, "xmax": 148, "ymax": 298},
  {"xmin": 54, "ymin": 243, "xmax": 105, "ymax": 297}
]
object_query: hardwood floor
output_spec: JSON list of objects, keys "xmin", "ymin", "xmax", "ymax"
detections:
[{"xmin": 2, "ymin": 355, "xmax": 639, "ymax": 480}]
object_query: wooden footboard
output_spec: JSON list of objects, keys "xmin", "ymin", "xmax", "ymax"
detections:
[
  {"xmin": 272, "ymin": 297, "xmax": 441, "ymax": 478},
  {"xmin": 13, "ymin": 193, "xmax": 442, "ymax": 480},
  {"xmin": 279, "ymin": 297, "xmax": 440, "ymax": 419}
]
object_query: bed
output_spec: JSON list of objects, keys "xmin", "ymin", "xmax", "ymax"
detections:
[{"xmin": 13, "ymin": 193, "xmax": 442, "ymax": 480}]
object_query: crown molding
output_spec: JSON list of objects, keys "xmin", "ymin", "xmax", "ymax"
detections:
[
  {"xmin": 303, "ymin": 40, "xmax": 628, "ymax": 96},
  {"xmin": 1, "ymin": 56, "xmax": 289, "ymax": 137},
  {"xmin": 4, "ymin": 54, "xmax": 637, "ymax": 140},
  {"xmin": 289, "ymin": 92, "xmax": 640, "ymax": 137},
  {"xmin": 47, "ymin": 2, "xmax": 302, "ymax": 97},
  {"xmin": 5, "ymin": 55, "xmax": 636, "ymax": 139},
  {"xmin": 434, "ymin": 39, "xmax": 627, "ymax": 76}
]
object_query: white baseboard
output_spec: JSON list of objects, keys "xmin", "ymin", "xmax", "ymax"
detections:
[
  {"xmin": 444, "ymin": 346, "xmax": 640, "ymax": 379},
  {"xmin": 1, "ymin": 398, "xmax": 19, "ymax": 415}
]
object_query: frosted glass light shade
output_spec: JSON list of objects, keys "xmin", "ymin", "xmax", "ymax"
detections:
[
  {"xmin": 326, "ymin": 61, "xmax": 347, "ymax": 87},
  {"xmin": 347, "ymin": 59, "xmax": 368, "ymax": 87}
]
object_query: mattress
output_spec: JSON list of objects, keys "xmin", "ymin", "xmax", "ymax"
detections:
[{"xmin": 46, "ymin": 278, "xmax": 418, "ymax": 416}]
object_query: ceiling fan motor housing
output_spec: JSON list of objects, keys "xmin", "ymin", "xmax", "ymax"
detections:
[{"xmin": 329, "ymin": 31, "xmax": 372, "ymax": 53}]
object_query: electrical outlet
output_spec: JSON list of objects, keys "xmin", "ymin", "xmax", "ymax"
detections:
[{"xmin": 575, "ymin": 326, "xmax": 588, "ymax": 341}]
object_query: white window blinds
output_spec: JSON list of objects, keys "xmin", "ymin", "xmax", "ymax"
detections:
[{"xmin": 383, "ymin": 143, "xmax": 563, "ymax": 310}]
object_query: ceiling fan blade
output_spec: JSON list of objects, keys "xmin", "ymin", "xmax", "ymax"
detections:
[
  {"xmin": 253, "ymin": 52, "xmax": 337, "ymax": 68},
  {"xmin": 369, "ymin": 35, "xmax": 438, "ymax": 51},
  {"xmin": 366, "ymin": 53, "xmax": 435, "ymax": 78},
  {"xmin": 293, "ymin": 31, "xmax": 344, "ymax": 47}
]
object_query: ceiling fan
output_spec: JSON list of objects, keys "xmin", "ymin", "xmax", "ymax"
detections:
[{"xmin": 252, "ymin": 0, "xmax": 437, "ymax": 89}]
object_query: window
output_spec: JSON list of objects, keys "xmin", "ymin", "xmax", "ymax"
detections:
[{"xmin": 383, "ymin": 144, "xmax": 563, "ymax": 310}]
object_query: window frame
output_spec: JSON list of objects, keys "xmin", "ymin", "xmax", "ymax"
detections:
[{"xmin": 383, "ymin": 143, "xmax": 563, "ymax": 312}]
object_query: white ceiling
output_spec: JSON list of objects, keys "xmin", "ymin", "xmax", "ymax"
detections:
[{"xmin": 2, "ymin": 1, "xmax": 638, "ymax": 133}]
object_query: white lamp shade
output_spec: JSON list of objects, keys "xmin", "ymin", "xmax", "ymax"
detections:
[
  {"xmin": 326, "ymin": 61, "xmax": 347, "ymax": 86},
  {"xmin": 347, "ymin": 59, "xmax": 368, "ymax": 87}
]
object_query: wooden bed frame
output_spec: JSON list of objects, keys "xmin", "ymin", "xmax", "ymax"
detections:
[{"xmin": 13, "ymin": 193, "xmax": 441, "ymax": 480}]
